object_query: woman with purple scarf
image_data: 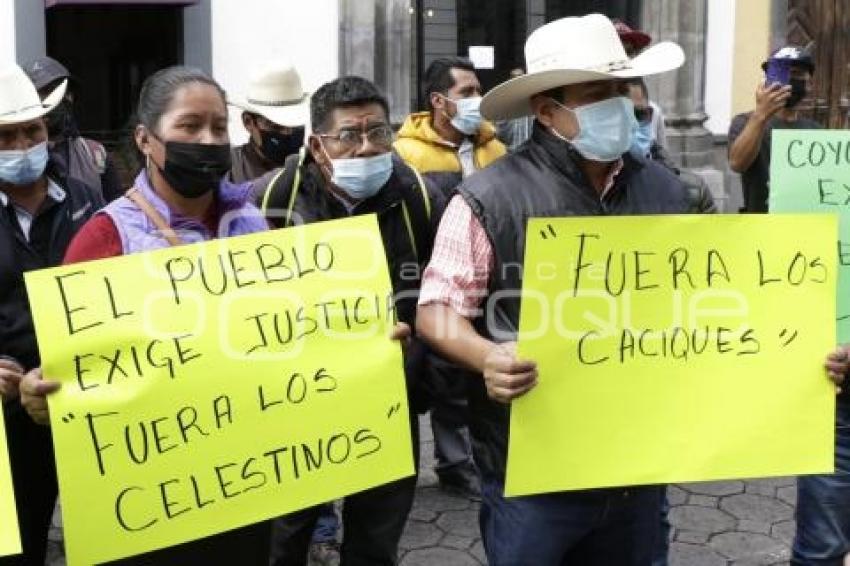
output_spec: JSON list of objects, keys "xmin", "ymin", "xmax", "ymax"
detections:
[{"xmin": 19, "ymin": 66, "xmax": 272, "ymax": 565}]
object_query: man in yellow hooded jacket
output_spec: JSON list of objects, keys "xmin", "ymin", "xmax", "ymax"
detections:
[
  {"xmin": 395, "ymin": 57, "xmax": 505, "ymax": 198},
  {"xmin": 394, "ymin": 57, "xmax": 504, "ymax": 499}
]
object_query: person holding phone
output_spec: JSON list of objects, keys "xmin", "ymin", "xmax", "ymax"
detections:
[{"xmin": 728, "ymin": 45, "xmax": 819, "ymax": 213}]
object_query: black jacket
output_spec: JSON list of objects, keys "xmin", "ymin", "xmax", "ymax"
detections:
[
  {"xmin": 456, "ymin": 124, "xmax": 694, "ymax": 479},
  {"xmin": 256, "ymin": 152, "xmax": 446, "ymax": 410},
  {"xmin": 0, "ymin": 171, "xmax": 103, "ymax": 374},
  {"xmin": 648, "ymin": 142, "xmax": 716, "ymax": 213}
]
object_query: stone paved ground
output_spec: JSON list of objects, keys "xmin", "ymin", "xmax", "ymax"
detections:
[
  {"xmin": 400, "ymin": 416, "xmax": 799, "ymax": 566},
  {"xmin": 46, "ymin": 415, "xmax": 800, "ymax": 565},
  {"xmin": 665, "ymin": 479, "xmax": 796, "ymax": 566}
]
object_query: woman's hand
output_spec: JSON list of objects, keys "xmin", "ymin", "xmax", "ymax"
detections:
[
  {"xmin": 0, "ymin": 359, "xmax": 24, "ymax": 401},
  {"xmin": 19, "ymin": 368, "xmax": 61, "ymax": 426}
]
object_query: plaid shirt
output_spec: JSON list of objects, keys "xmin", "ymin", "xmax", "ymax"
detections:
[
  {"xmin": 418, "ymin": 159, "xmax": 623, "ymax": 318},
  {"xmin": 418, "ymin": 195, "xmax": 493, "ymax": 317}
]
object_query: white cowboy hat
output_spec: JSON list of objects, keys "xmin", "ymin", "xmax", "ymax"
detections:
[
  {"xmin": 481, "ymin": 14, "xmax": 685, "ymax": 121},
  {"xmin": 0, "ymin": 64, "xmax": 67, "ymax": 125},
  {"xmin": 229, "ymin": 64, "xmax": 310, "ymax": 127}
]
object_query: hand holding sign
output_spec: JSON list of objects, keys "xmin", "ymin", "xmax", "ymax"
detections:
[
  {"xmin": 825, "ymin": 345, "xmax": 850, "ymax": 392},
  {"xmin": 25, "ymin": 214, "xmax": 413, "ymax": 565},
  {"xmin": 482, "ymin": 342, "xmax": 538, "ymax": 404},
  {"xmin": 508, "ymin": 214, "xmax": 837, "ymax": 496},
  {"xmin": 19, "ymin": 368, "xmax": 60, "ymax": 425}
]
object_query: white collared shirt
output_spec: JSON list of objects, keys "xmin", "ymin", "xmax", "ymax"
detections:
[
  {"xmin": 0, "ymin": 179, "xmax": 67, "ymax": 241},
  {"xmin": 458, "ymin": 138, "xmax": 477, "ymax": 178}
]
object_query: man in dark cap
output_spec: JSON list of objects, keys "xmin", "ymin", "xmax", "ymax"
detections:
[
  {"xmin": 728, "ymin": 45, "xmax": 820, "ymax": 213},
  {"xmin": 614, "ymin": 20, "xmax": 667, "ymax": 150},
  {"xmin": 23, "ymin": 56, "xmax": 122, "ymax": 202}
]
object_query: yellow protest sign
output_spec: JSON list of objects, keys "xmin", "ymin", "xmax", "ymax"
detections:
[
  {"xmin": 508, "ymin": 215, "xmax": 837, "ymax": 496},
  {"xmin": 25, "ymin": 215, "xmax": 412, "ymax": 565},
  {"xmin": 0, "ymin": 403, "xmax": 21, "ymax": 557}
]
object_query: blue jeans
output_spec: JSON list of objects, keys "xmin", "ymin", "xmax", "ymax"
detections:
[
  {"xmin": 652, "ymin": 489, "xmax": 671, "ymax": 566},
  {"xmin": 311, "ymin": 503, "xmax": 338, "ymax": 543},
  {"xmin": 480, "ymin": 478, "xmax": 662, "ymax": 565},
  {"xmin": 792, "ymin": 401, "xmax": 850, "ymax": 565}
]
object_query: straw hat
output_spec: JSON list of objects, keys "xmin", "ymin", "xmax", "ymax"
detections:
[
  {"xmin": 0, "ymin": 64, "xmax": 67, "ymax": 125},
  {"xmin": 480, "ymin": 14, "xmax": 684, "ymax": 121},
  {"xmin": 229, "ymin": 64, "xmax": 309, "ymax": 127}
]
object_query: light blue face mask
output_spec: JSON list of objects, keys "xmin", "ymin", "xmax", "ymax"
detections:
[
  {"xmin": 446, "ymin": 95, "xmax": 483, "ymax": 136},
  {"xmin": 0, "ymin": 141, "xmax": 49, "ymax": 186},
  {"xmin": 324, "ymin": 150, "xmax": 393, "ymax": 200},
  {"xmin": 631, "ymin": 121, "xmax": 654, "ymax": 156},
  {"xmin": 550, "ymin": 96, "xmax": 638, "ymax": 162}
]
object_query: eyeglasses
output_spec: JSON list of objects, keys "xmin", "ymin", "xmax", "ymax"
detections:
[
  {"xmin": 318, "ymin": 124, "xmax": 394, "ymax": 151},
  {"xmin": 634, "ymin": 106, "xmax": 654, "ymax": 124}
]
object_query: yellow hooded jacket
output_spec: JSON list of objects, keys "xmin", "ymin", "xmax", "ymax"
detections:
[{"xmin": 394, "ymin": 111, "xmax": 506, "ymax": 196}]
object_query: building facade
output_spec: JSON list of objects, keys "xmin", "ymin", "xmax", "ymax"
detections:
[
  {"xmin": 4, "ymin": 1, "xmax": 846, "ymax": 209},
  {"xmin": 2, "ymin": 0, "xmax": 340, "ymax": 148}
]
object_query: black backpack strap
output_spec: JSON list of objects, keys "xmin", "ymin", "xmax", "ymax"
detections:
[
  {"xmin": 398, "ymin": 164, "xmax": 433, "ymax": 265},
  {"xmin": 259, "ymin": 148, "xmax": 307, "ymax": 228}
]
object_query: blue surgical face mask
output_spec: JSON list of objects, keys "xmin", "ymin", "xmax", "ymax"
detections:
[
  {"xmin": 0, "ymin": 141, "xmax": 49, "ymax": 186},
  {"xmin": 445, "ymin": 95, "xmax": 483, "ymax": 136},
  {"xmin": 550, "ymin": 97, "xmax": 638, "ymax": 162},
  {"xmin": 321, "ymin": 144, "xmax": 393, "ymax": 200},
  {"xmin": 631, "ymin": 121, "xmax": 654, "ymax": 156}
]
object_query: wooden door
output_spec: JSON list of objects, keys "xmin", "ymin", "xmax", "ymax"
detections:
[{"xmin": 787, "ymin": 0, "xmax": 850, "ymax": 127}]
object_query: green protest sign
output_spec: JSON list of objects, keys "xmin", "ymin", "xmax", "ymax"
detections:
[{"xmin": 770, "ymin": 129, "xmax": 850, "ymax": 341}]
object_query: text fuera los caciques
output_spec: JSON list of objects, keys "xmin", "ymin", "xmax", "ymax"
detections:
[
  {"xmin": 565, "ymin": 232, "xmax": 828, "ymax": 297},
  {"xmin": 549, "ymin": 232, "xmax": 830, "ymax": 365}
]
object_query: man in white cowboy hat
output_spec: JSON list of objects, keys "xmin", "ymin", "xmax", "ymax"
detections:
[
  {"xmin": 231, "ymin": 64, "xmax": 334, "ymax": 564},
  {"xmin": 228, "ymin": 63, "xmax": 309, "ymax": 183},
  {"xmin": 416, "ymin": 14, "xmax": 690, "ymax": 564},
  {"xmin": 0, "ymin": 64, "xmax": 102, "ymax": 565}
]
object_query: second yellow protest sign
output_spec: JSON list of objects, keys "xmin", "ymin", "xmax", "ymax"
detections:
[
  {"xmin": 25, "ymin": 215, "xmax": 412, "ymax": 565},
  {"xmin": 1, "ymin": 403, "xmax": 21, "ymax": 557},
  {"xmin": 508, "ymin": 214, "xmax": 836, "ymax": 496}
]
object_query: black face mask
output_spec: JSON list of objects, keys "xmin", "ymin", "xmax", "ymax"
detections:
[
  {"xmin": 154, "ymin": 141, "xmax": 232, "ymax": 198},
  {"xmin": 786, "ymin": 78, "xmax": 807, "ymax": 108},
  {"xmin": 257, "ymin": 127, "xmax": 304, "ymax": 165}
]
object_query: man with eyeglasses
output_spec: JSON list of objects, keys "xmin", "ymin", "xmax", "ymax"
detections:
[
  {"xmin": 395, "ymin": 56, "xmax": 505, "ymax": 501},
  {"xmin": 256, "ymin": 76, "xmax": 445, "ymax": 566}
]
